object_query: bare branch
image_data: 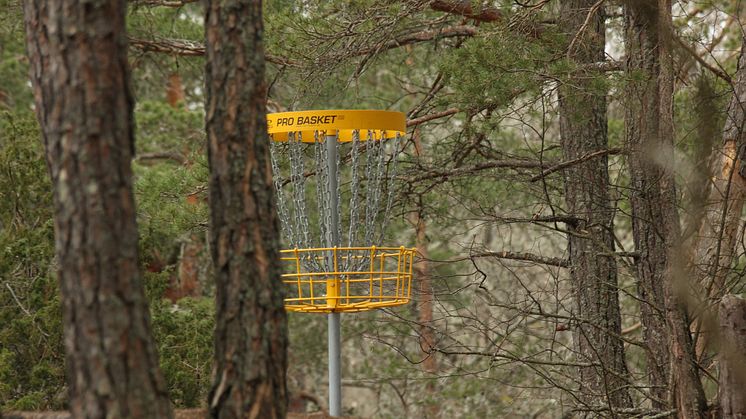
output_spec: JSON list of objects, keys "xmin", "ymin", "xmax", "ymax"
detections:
[
  {"xmin": 376, "ymin": 25, "xmax": 477, "ymax": 53},
  {"xmin": 674, "ymin": 34, "xmax": 732, "ymax": 83},
  {"xmin": 128, "ymin": 37, "xmax": 298, "ymax": 67},
  {"xmin": 530, "ymin": 147, "xmax": 623, "ymax": 182},
  {"xmin": 407, "ymin": 108, "xmax": 459, "ymax": 127},
  {"xmin": 469, "ymin": 251, "xmax": 569, "ymax": 268},
  {"xmin": 409, "ymin": 158, "xmax": 550, "ymax": 182},
  {"xmin": 430, "ymin": 1, "xmax": 503, "ymax": 22}
]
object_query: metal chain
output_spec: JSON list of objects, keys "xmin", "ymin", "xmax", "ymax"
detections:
[
  {"xmin": 315, "ymin": 132, "xmax": 334, "ymax": 272},
  {"xmin": 290, "ymin": 133, "xmax": 311, "ymax": 251},
  {"xmin": 377, "ymin": 132, "xmax": 401, "ymax": 244},
  {"xmin": 270, "ymin": 140, "xmax": 295, "ymax": 247},
  {"xmin": 344, "ymin": 130, "xmax": 361, "ymax": 271},
  {"xmin": 269, "ymin": 127, "xmax": 402, "ymax": 274}
]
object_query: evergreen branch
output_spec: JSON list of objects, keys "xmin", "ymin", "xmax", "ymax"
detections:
[{"xmin": 530, "ymin": 147, "xmax": 623, "ymax": 182}]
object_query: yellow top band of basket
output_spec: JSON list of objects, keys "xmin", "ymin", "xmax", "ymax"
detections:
[{"xmin": 267, "ymin": 110, "xmax": 406, "ymax": 142}]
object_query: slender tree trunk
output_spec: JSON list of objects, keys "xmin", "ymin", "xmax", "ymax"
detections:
[
  {"xmin": 686, "ymin": 24, "xmax": 746, "ymax": 366},
  {"xmin": 717, "ymin": 294, "xmax": 746, "ymax": 417},
  {"xmin": 690, "ymin": 32, "xmax": 746, "ymax": 306},
  {"xmin": 204, "ymin": 0, "xmax": 288, "ymax": 418},
  {"xmin": 410, "ymin": 129, "xmax": 439, "ymax": 418},
  {"xmin": 558, "ymin": 1, "xmax": 632, "ymax": 415},
  {"xmin": 624, "ymin": 1, "xmax": 706, "ymax": 416},
  {"xmin": 22, "ymin": 1, "xmax": 173, "ymax": 417}
]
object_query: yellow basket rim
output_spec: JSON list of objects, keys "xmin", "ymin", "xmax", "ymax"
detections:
[{"xmin": 267, "ymin": 110, "xmax": 406, "ymax": 142}]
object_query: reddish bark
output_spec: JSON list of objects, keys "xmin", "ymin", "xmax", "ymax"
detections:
[
  {"xmin": 204, "ymin": 0, "xmax": 288, "ymax": 417},
  {"xmin": 22, "ymin": 0, "xmax": 173, "ymax": 417}
]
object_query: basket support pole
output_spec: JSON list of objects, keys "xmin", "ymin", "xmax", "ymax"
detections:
[{"xmin": 325, "ymin": 133, "xmax": 342, "ymax": 417}]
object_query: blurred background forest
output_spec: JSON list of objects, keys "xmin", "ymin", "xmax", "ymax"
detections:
[{"xmin": 2, "ymin": 1, "xmax": 746, "ymax": 418}]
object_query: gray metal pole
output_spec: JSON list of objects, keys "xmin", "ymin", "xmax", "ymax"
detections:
[
  {"xmin": 328, "ymin": 311, "xmax": 341, "ymax": 416},
  {"xmin": 325, "ymin": 134, "xmax": 342, "ymax": 417}
]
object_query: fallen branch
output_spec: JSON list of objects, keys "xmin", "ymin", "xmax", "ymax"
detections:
[
  {"xmin": 135, "ymin": 151, "xmax": 188, "ymax": 165},
  {"xmin": 129, "ymin": 0, "xmax": 199, "ymax": 7}
]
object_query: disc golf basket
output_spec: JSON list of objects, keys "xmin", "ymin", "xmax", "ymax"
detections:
[{"xmin": 267, "ymin": 110, "xmax": 414, "ymax": 416}]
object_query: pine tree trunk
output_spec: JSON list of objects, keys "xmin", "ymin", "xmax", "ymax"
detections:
[
  {"xmin": 204, "ymin": 0, "xmax": 288, "ymax": 418},
  {"xmin": 718, "ymin": 295, "xmax": 746, "ymax": 418},
  {"xmin": 624, "ymin": 1, "xmax": 706, "ymax": 416},
  {"xmin": 22, "ymin": 1, "xmax": 173, "ymax": 417},
  {"xmin": 411, "ymin": 130, "xmax": 439, "ymax": 418},
  {"xmin": 558, "ymin": 1, "xmax": 633, "ymax": 413}
]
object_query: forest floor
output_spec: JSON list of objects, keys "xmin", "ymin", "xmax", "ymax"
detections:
[{"xmin": 2, "ymin": 410, "xmax": 351, "ymax": 418}]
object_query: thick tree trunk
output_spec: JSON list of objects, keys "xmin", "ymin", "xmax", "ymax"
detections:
[
  {"xmin": 204, "ymin": 1, "xmax": 288, "ymax": 418},
  {"xmin": 624, "ymin": 1, "xmax": 706, "ymax": 416},
  {"xmin": 718, "ymin": 295, "xmax": 746, "ymax": 418},
  {"xmin": 22, "ymin": 1, "xmax": 173, "ymax": 417},
  {"xmin": 558, "ymin": 1, "xmax": 632, "ymax": 414}
]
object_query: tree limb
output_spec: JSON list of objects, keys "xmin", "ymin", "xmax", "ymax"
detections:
[
  {"xmin": 674, "ymin": 34, "xmax": 732, "ymax": 83},
  {"xmin": 410, "ymin": 158, "xmax": 550, "ymax": 182},
  {"xmin": 469, "ymin": 251, "xmax": 569, "ymax": 268},
  {"xmin": 530, "ymin": 147, "xmax": 623, "ymax": 182},
  {"xmin": 407, "ymin": 108, "xmax": 459, "ymax": 127},
  {"xmin": 430, "ymin": 0, "xmax": 503, "ymax": 22},
  {"xmin": 128, "ymin": 37, "xmax": 298, "ymax": 67}
]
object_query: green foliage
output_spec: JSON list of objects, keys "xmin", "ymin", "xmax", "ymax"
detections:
[
  {"xmin": 134, "ymin": 100, "xmax": 208, "ymax": 267},
  {"xmin": 440, "ymin": 28, "xmax": 562, "ymax": 110},
  {"xmin": 150, "ymin": 297, "xmax": 215, "ymax": 408},
  {"xmin": 0, "ymin": 111, "xmax": 64, "ymax": 410},
  {"xmin": 0, "ymin": 1, "xmax": 32, "ymax": 110}
]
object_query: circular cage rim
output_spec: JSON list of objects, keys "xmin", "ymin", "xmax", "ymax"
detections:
[{"xmin": 280, "ymin": 245, "xmax": 416, "ymax": 314}]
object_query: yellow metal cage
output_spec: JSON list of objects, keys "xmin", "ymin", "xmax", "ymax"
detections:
[{"xmin": 281, "ymin": 246, "xmax": 415, "ymax": 313}]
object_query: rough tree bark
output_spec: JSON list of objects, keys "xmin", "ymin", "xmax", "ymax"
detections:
[
  {"xmin": 558, "ymin": 1, "xmax": 633, "ymax": 414},
  {"xmin": 22, "ymin": 1, "xmax": 173, "ymax": 417},
  {"xmin": 717, "ymin": 295, "xmax": 746, "ymax": 417},
  {"xmin": 204, "ymin": 0, "xmax": 288, "ymax": 418},
  {"xmin": 624, "ymin": 1, "xmax": 706, "ymax": 416}
]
